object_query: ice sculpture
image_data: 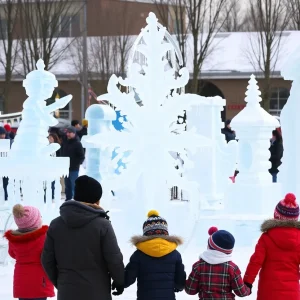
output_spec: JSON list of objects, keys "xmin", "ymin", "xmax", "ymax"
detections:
[
  {"xmin": 278, "ymin": 47, "xmax": 300, "ymax": 197},
  {"xmin": 186, "ymin": 97, "xmax": 238, "ymax": 208},
  {"xmin": 81, "ymin": 104, "xmax": 117, "ymax": 207},
  {"xmin": 227, "ymin": 75, "xmax": 280, "ymax": 215},
  {"xmin": 85, "ymin": 13, "xmax": 213, "ymax": 212},
  {"xmin": 0, "ymin": 59, "xmax": 71, "ymax": 209}
]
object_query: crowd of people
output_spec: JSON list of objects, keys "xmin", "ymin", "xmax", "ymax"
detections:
[
  {"xmin": 3, "ymin": 175, "xmax": 300, "ymax": 300},
  {"xmin": 0, "ymin": 119, "xmax": 88, "ymax": 201}
]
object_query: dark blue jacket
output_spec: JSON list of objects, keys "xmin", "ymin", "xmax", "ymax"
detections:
[{"xmin": 125, "ymin": 235, "xmax": 186, "ymax": 300}]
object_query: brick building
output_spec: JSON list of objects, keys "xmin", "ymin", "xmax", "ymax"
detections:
[{"xmin": 0, "ymin": 1, "xmax": 299, "ymax": 122}]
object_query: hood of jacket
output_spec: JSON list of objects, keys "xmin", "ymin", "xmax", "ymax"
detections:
[
  {"xmin": 261, "ymin": 219, "xmax": 300, "ymax": 250},
  {"xmin": 60, "ymin": 201, "xmax": 107, "ymax": 228},
  {"xmin": 131, "ymin": 235, "xmax": 183, "ymax": 258},
  {"xmin": 4, "ymin": 225, "xmax": 48, "ymax": 243}
]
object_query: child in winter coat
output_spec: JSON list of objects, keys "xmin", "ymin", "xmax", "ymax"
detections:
[
  {"xmin": 185, "ymin": 227, "xmax": 251, "ymax": 299},
  {"xmin": 4, "ymin": 204, "xmax": 55, "ymax": 300},
  {"xmin": 244, "ymin": 193, "xmax": 300, "ymax": 300},
  {"xmin": 124, "ymin": 210, "xmax": 186, "ymax": 300}
]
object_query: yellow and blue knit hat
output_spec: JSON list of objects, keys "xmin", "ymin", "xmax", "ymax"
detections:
[{"xmin": 143, "ymin": 210, "xmax": 168, "ymax": 236}]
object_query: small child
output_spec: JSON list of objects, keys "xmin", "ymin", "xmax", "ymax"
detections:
[
  {"xmin": 4, "ymin": 204, "xmax": 55, "ymax": 300},
  {"xmin": 185, "ymin": 227, "xmax": 251, "ymax": 299},
  {"xmin": 124, "ymin": 210, "xmax": 186, "ymax": 300}
]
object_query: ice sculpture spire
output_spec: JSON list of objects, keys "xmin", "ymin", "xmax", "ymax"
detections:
[
  {"xmin": 0, "ymin": 59, "xmax": 71, "ymax": 209},
  {"xmin": 85, "ymin": 13, "xmax": 213, "ymax": 212},
  {"xmin": 278, "ymin": 46, "xmax": 300, "ymax": 197},
  {"xmin": 245, "ymin": 74, "xmax": 262, "ymax": 106}
]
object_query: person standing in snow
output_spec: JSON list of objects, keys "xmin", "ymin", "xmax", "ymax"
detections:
[
  {"xmin": 61, "ymin": 126, "xmax": 85, "ymax": 200},
  {"xmin": 222, "ymin": 119, "xmax": 236, "ymax": 142},
  {"xmin": 4, "ymin": 123, "xmax": 15, "ymax": 139},
  {"xmin": 185, "ymin": 227, "xmax": 251, "ymax": 299},
  {"xmin": 4, "ymin": 204, "xmax": 55, "ymax": 300},
  {"xmin": 244, "ymin": 193, "xmax": 300, "ymax": 300},
  {"xmin": 42, "ymin": 175, "xmax": 124, "ymax": 300},
  {"xmin": 124, "ymin": 210, "xmax": 186, "ymax": 300},
  {"xmin": 269, "ymin": 129, "xmax": 283, "ymax": 183}
]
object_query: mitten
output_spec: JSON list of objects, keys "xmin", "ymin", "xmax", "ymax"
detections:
[
  {"xmin": 244, "ymin": 282, "xmax": 252, "ymax": 294},
  {"xmin": 111, "ymin": 281, "xmax": 124, "ymax": 296}
]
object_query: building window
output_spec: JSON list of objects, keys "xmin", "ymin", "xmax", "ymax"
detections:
[
  {"xmin": 270, "ymin": 87, "xmax": 290, "ymax": 116},
  {"xmin": 50, "ymin": 14, "xmax": 80, "ymax": 38},
  {"xmin": 0, "ymin": 19, "xmax": 7, "ymax": 40}
]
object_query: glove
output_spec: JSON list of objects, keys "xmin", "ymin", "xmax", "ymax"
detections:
[
  {"xmin": 244, "ymin": 282, "xmax": 252, "ymax": 289},
  {"xmin": 244, "ymin": 282, "xmax": 252, "ymax": 294},
  {"xmin": 174, "ymin": 288, "xmax": 183, "ymax": 292},
  {"xmin": 112, "ymin": 281, "xmax": 124, "ymax": 296}
]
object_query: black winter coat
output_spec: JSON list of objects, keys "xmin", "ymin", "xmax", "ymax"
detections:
[
  {"xmin": 269, "ymin": 140, "xmax": 284, "ymax": 174},
  {"xmin": 221, "ymin": 127, "xmax": 236, "ymax": 143},
  {"xmin": 41, "ymin": 201, "xmax": 124, "ymax": 300},
  {"xmin": 125, "ymin": 235, "xmax": 186, "ymax": 300},
  {"xmin": 61, "ymin": 137, "xmax": 85, "ymax": 171}
]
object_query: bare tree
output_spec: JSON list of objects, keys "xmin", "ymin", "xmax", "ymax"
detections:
[
  {"xmin": 0, "ymin": 0, "xmax": 19, "ymax": 113},
  {"xmin": 187, "ymin": 0, "xmax": 230, "ymax": 93},
  {"xmin": 220, "ymin": 0, "xmax": 246, "ymax": 32},
  {"xmin": 246, "ymin": 0, "xmax": 290, "ymax": 110},
  {"xmin": 286, "ymin": 0, "xmax": 300, "ymax": 29},
  {"xmin": 154, "ymin": 0, "xmax": 189, "ymax": 67},
  {"xmin": 154, "ymin": 0, "xmax": 230, "ymax": 94},
  {"xmin": 18, "ymin": 0, "xmax": 83, "ymax": 75}
]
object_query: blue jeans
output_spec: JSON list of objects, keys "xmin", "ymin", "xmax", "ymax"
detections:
[
  {"xmin": 65, "ymin": 170, "xmax": 79, "ymax": 200},
  {"xmin": 271, "ymin": 173, "xmax": 277, "ymax": 183}
]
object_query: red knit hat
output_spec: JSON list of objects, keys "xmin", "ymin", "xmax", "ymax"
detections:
[
  {"xmin": 4, "ymin": 124, "xmax": 11, "ymax": 132},
  {"xmin": 274, "ymin": 193, "xmax": 299, "ymax": 220}
]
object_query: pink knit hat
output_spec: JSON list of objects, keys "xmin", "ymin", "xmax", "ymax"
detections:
[{"xmin": 13, "ymin": 204, "xmax": 42, "ymax": 230}]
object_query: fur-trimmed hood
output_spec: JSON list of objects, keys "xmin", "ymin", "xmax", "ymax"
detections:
[
  {"xmin": 261, "ymin": 219, "xmax": 300, "ymax": 251},
  {"xmin": 131, "ymin": 235, "xmax": 183, "ymax": 258},
  {"xmin": 4, "ymin": 225, "xmax": 48, "ymax": 243},
  {"xmin": 261, "ymin": 219, "xmax": 300, "ymax": 232}
]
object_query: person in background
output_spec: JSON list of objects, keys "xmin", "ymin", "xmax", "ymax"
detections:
[
  {"xmin": 269, "ymin": 129, "xmax": 283, "ymax": 183},
  {"xmin": 71, "ymin": 120, "xmax": 82, "ymax": 132},
  {"xmin": 125, "ymin": 210, "xmax": 186, "ymax": 300},
  {"xmin": 244, "ymin": 193, "xmax": 300, "ymax": 300},
  {"xmin": 222, "ymin": 119, "xmax": 236, "ymax": 142},
  {"xmin": 78, "ymin": 119, "xmax": 88, "ymax": 140},
  {"xmin": 42, "ymin": 175, "xmax": 124, "ymax": 300},
  {"xmin": 48, "ymin": 133, "xmax": 62, "ymax": 200},
  {"xmin": 4, "ymin": 123, "xmax": 15, "ymax": 139},
  {"xmin": 185, "ymin": 227, "xmax": 251, "ymax": 299},
  {"xmin": 61, "ymin": 126, "xmax": 85, "ymax": 200},
  {"xmin": 0, "ymin": 126, "xmax": 13, "ymax": 201},
  {"xmin": 4, "ymin": 204, "xmax": 55, "ymax": 300}
]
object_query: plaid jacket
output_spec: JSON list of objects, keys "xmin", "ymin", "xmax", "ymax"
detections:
[{"xmin": 185, "ymin": 259, "xmax": 250, "ymax": 299}]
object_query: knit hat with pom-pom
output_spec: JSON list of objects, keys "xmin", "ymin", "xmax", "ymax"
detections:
[
  {"xmin": 13, "ymin": 204, "xmax": 42, "ymax": 231},
  {"xmin": 143, "ymin": 210, "xmax": 168, "ymax": 236},
  {"xmin": 274, "ymin": 193, "xmax": 299, "ymax": 220},
  {"xmin": 208, "ymin": 226, "xmax": 235, "ymax": 255}
]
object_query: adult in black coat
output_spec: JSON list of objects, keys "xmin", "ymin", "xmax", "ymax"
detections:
[
  {"xmin": 124, "ymin": 210, "xmax": 186, "ymax": 300},
  {"xmin": 42, "ymin": 176, "xmax": 124, "ymax": 300},
  {"xmin": 61, "ymin": 126, "xmax": 85, "ymax": 200},
  {"xmin": 222, "ymin": 119, "xmax": 236, "ymax": 143},
  {"xmin": 269, "ymin": 129, "xmax": 283, "ymax": 183}
]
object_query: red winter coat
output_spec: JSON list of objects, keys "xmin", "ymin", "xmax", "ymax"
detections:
[
  {"xmin": 244, "ymin": 219, "xmax": 300, "ymax": 300},
  {"xmin": 4, "ymin": 225, "xmax": 55, "ymax": 299}
]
